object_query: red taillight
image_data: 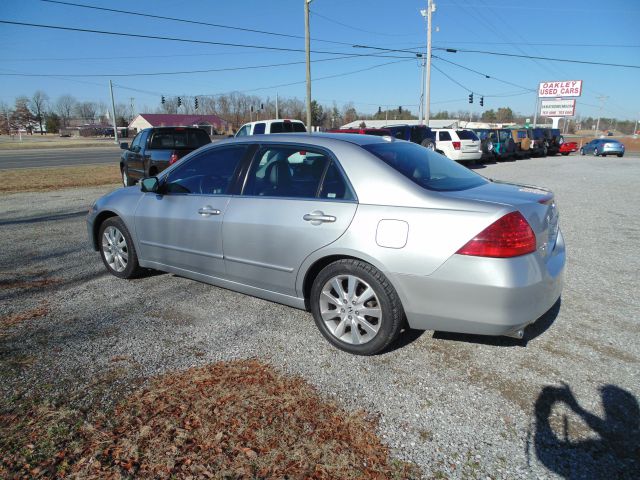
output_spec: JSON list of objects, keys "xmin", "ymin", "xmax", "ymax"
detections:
[
  {"xmin": 452, "ymin": 141, "xmax": 461, "ymax": 150},
  {"xmin": 456, "ymin": 211, "xmax": 536, "ymax": 258},
  {"xmin": 169, "ymin": 151, "xmax": 179, "ymax": 165}
]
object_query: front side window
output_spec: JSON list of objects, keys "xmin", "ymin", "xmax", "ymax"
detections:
[
  {"xmin": 130, "ymin": 132, "xmax": 143, "ymax": 151},
  {"xmin": 364, "ymin": 141, "xmax": 487, "ymax": 192},
  {"xmin": 243, "ymin": 146, "xmax": 330, "ymax": 198},
  {"xmin": 236, "ymin": 125, "xmax": 250, "ymax": 137},
  {"xmin": 163, "ymin": 145, "xmax": 249, "ymax": 195}
]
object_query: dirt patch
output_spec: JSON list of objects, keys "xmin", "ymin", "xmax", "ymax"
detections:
[
  {"xmin": 0, "ymin": 359, "xmax": 420, "ymax": 479},
  {"xmin": 0, "ymin": 164, "xmax": 120, "ymax": 194},
  {"xmin": 574, "ymin": 337, "xmax": 638, "ymax": 364},
  {"xmin": 0, "ymin": 304, "xmax": 50, "ymax": 329},
  {"xmin": 0, "ymin": 277, "xmax": 62, "ymax": 290}
]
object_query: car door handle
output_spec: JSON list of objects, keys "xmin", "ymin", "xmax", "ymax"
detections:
[
  {"xmin": 198, "ymin": 206, "xmax": 221, "ymax": 216},
  {"xmin": 303, "ymin": 211, "xmax": 336, "ymax": 224}
]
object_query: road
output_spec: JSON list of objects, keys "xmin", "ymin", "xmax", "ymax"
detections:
[{"xmin": 0, "ymin": 147, "xmax": 119, "ymax": 169}]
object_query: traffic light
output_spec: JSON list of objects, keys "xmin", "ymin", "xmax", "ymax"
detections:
[
  {"xmin": 378, "ymin": 106, "xmax": 382, "ymax": 114},
  {"xmin": 161, "ymin": 95, "xmax": 165, "ymax": 105},
  {"xmin": 194, "ymin": 97, "xmax": 199, "ymax": 110},
  {"xmin": 480, "ymin": 96, "xmax": 484, "ymax": 107},
  {"xmin": 398, "ymin": 106, "xmax": 402, "ymax": 114},
  {"xmin": 177, "ymin": 97, "xmax": 182, "ymax": 107},
  {"xmin": 260, "ymin": 103, "xmax": 264, "ymax": 110},
  {"xmin": 468, "ymin": 93, "xmax": 473, "ymax": 104}
]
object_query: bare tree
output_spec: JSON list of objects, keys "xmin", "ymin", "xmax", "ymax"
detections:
[
  {"xmin": 0, "ymin": 101, "xmax": 10, "ymax": 135},
  {"xmin": 14, "ymin": 96, "xmax": 34, "ymax": 133},
  {"xmin": 55, "ymin": 94, "xmax": 76, "ymax": 127},
  {"xmin": 31, "ymin": 91, "xmax": 49, "ymax": 135},
  {"xmin": 75, "ymin": 101, "xmax": 98, "ymax": 123}
]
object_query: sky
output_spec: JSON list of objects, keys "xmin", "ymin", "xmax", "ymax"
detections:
[{"xmin": 0, "ymin": 0, "xmax": 639, "ymax": 121}]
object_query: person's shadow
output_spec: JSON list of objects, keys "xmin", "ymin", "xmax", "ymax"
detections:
[{"xmin": 531, "ymin": 383, "xmax": 640, "ymax": 479}]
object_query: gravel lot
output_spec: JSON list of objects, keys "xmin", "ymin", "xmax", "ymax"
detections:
[{"xmin": 1, "ymin": 154, "xmax": 639, "ymax": 479}]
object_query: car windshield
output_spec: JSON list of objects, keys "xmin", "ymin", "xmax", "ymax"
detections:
[
  {"xmin": 149, "ymin": 129, "xmax": 210, "ymax": 149},
  {"xmin": 602, "ymin": 140, "xmax": 621, "ymax": 144},
  {"xmin": 363, "ymin": 141, "xmax": 487, "ymax": 192},
  {"xmin": 456, "ymin": 130, "xmax": 478, "ymax": 141}
]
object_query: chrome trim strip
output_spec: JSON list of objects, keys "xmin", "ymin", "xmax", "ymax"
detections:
[
  {"xmin": 140, "ymin": 240, "xmax": 223, "ymax": 259},
  {"xmin": 224, "ymin": 255, "xmax": 294, "ymax": 273}
]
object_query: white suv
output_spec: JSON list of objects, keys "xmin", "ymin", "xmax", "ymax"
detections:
[
  {"xmin": 433, "ymin": 129, "xmax": 482, "ymax": 163},
  {"xmin": 235, "ymin": 119, "xmax": 306, "ymax": 137}
]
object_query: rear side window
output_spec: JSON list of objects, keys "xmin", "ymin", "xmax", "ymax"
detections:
[
  {"xmin": 319, "ymin": 161, "xmax": 354, "ymax": 200},
  {"xmin": 364, "ymin": 142, "xmax": 487, "ymax": 192},
  {"xmin": 163, "ymin": 145, "xmax": 248, "ymax": 195},
  {"xmin": 253, "ymin": 123, "xmax": 266, "ymax": 134},
  {"xmin": 243, "ymin": 146, "xmax": 330, "ymax": 198},
  {"xmin": 499, "ymin": 130, "xmax": 511, "ymax": 142},
  {"xmin": 438, "ymin": 131, "xmax": 452, "ymax": 141},
  {"xmin": 455, "ymin": 130, "xmax": 478, "ymax": 141},
  {"xmin": 149, "ymin": 129, "xmax": 211, "ymax": 149},
  {"xmin": 270, "ymin": 121, "xmax": 305, "ymax": 133},
  {"xmin": 236, "ymin": 125, "xmax": 250, "ymax": 137}
]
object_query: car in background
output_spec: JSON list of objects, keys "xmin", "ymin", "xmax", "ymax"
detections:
[
  {"xmin": 474, "ymin": 129, "xmax": 516, "ymax": 161},
  {"xmin": 580, "ymin": 139, "xmax": 625, "ymax": 157},
  {"xmin": 120, "ymin": 127, "xmax": 211, "ymax": 186},
  {"xmin": 528, "ymin": 128, "xmax": 550, "ymax": 157},
  {"xmin": 559, "ymin": 140, "xmax": 578, "ymax": 156},
  {"xmin": 510, "ymin": 129, "xmax": 532, "ymax": 159},
  {"xmin": 326, "ymin": 127, "xmax": 391, "ymax": 137},
  {"xmin": 546, "ymin": 129, "xmax": 564, "ymax": 156},
  {"xmin": 472, "ymin": 129, "xmax": 495, "ymax": 162},
  {"xmin": 382, "ymin": 124, "xmax": 437, "ymax": 151},
  {"xmin": 235, "ymin": 119, "xmax": 307, "ymax": 136},
  {"xmin": 88, "ymin": 133, "xmax": 565, "ymax": 355},
  {"xmin": 432, "ymin": 128, "xmax": 482, "ymax": 164}
]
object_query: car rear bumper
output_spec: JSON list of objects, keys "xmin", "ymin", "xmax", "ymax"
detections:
[
  {"xmin": 394, "ymin": 229, "xmax": 565, "ymax": 337},
  {"xmin": 449, "ymin": 150, "xmax": 483, "ymax": 162}
]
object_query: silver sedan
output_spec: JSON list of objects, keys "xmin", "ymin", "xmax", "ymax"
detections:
[{"xmin": 88, "ymin": 133, "xmax": 565, "ymax": 355}]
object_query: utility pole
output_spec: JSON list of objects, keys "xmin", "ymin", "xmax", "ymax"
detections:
[
  {"xmin": 109, "ymin": 79, "xmax": 119, "ymax": 145},
  {"xmin": 595, "ymin": 95, "xmax": 608, "ymax": 134},
  {"xmin": 275, "ymin": 92, "xmax": 279, "ymax": 120},
  {"xmin": 304, "ymin": 0, "xmax": 313, "ymax": 133},
  {"xmin": 424, "ymin": 0, "xmax": 435, "ymax": 126},
  {"xmin": 129, "ymin": 97, "xmax": 135, "ymax": 123},
  {"xmin": 634, "ymin": 115, "xmax": 638, "ymax": 136},
  {"xmin": 532, "ymin": 91, "xmax": 540, "ymax": 127}
]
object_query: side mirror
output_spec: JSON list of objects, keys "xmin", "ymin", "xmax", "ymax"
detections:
[
  {"xmin": 120, "ymin": 142, "xmax": 129, "ymax": 150},
  {"xmin": 140, "ymin": 177, "xmax": 159, "ymax": 193}
]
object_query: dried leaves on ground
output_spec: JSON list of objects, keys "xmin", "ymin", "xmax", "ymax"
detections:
[
  {"xmin": 1, "ymin": 359, "xmax": 420, "ymax": 479},
  {"xmin": 0, "ymin": 164, "xmax": 120, "ymax": 194}
]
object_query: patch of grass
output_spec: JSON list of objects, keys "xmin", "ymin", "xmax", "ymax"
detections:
[
  {"xmin": 0, "ymin": 164, "xmax": 120, "ymax": 194},
  {"xmin": 1, "ymin": 360, "xmax": 421, "ymax": 479}
]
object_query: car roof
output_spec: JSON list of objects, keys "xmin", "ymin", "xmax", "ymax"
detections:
[
  {"xmin": 210, "ymin": 132, "xmax": 394, "ymax": 149},
  {"xmin": 241, "ymin": 119, "xmax": 305, "ymax": 127}
]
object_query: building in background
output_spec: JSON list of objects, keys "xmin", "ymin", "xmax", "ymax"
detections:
[{"xmin": 129, "ymin": 114, "xmax": 229, "ymax": 136}]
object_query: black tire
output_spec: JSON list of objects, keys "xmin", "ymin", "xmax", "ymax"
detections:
[
  {"xmin": 421, "ymin": 139, "xmax": 436, "ymax": 151},
  {"xmin": 98, "ymin": 216, "xmax": 143, "ymax": 279},
  {"xmin": 617, "ymin": 153, "xmax": 624, "ymax": 157},
  {"xmin": 542, "ymin": 146, "xmax": 548, "ymax": 157},
  {"xmin": 561, "ymin": 152, "xmax": 569, "ymax": 156},
  {"xmin": 580, "ymin": 148, "xmax": 585, "ymax": 155},
  {"xmin": 594, "ymin": 148, "xmax": 599, "ymax": 156},
  {"xmin": 121, "ymin": 165, "xmax": 135, "ymax": 187},
  {"xmin": 310, "ymin": 259, "xmax": 405, "ymax": 355}
]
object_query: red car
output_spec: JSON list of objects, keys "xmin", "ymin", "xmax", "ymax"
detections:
[
  {"xmin": 559, "ymin": 140, "xmax": 578, "ymax": 156},
  {"xmin": 327, "ymin": 128, "xmax": 392, "ymax": 137}
]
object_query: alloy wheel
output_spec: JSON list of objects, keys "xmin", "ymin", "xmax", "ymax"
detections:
[
  {"xmin": 102, "ymin": 226, "xmax": 128, "ymax": 272},
  {"xmin": 319, "ymin": 274, "xmax": 382, "ymax": 345}
]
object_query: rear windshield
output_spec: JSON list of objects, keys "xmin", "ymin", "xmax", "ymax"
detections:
[
  {"xmin": 456, "ymin": 130, "xmax": 478, "ymax": 141},
  {"xmin": 149, "ymin": 129, "xmax": 211, "ymax": 149},
  {"xmin": 474, "ymin": 129, "xmax": 489, "ymax": 140},
  {"xmin": 270, "ymin": 121, "xmax": 306, "ymax": 133},
  {"xmin": 363, "ymin": 142, "xmax": 487, "ymax": 192}
]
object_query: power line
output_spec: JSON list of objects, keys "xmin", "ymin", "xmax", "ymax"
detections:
[
  {"xmin": 40, "ymin": 0, "xmax": 354, "ymax": 47},
  {"xmin": 0, "ymin": 54, "xmax": 381, "ymax": 77},
  {"xmin": 431, "ymin": 55, "xmax": 535, "ymax": 92},
  {"xmin": 434, "ymin": 41, "xmax": 640, "ymax": 48},
  {"xmin": 309, "ymin": 10, "xmax": 417, "ymax": 37},
  {"xmin": 0, "ymin": 20, "xmax": 414, "ymax": 60},
  {"xmin": 430, "ymin": 63, "xmax": 531, "ymax": 98}
]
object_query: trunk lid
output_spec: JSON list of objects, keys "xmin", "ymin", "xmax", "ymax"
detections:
[{"xmin": 441, "ymin": 180, "xmax": 559, "ymax": 257}]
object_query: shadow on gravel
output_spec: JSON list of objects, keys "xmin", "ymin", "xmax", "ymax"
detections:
[
  {"xmin": 430, "ymin": 297, "xmax": 561, "ymax": 347},
  {"xmin": 530, "ymin": 383, "xmax": 640, "ymax": 479},
  {"xmin": 0, "ymin": 210, "xmax": 87, "ymax": 226},
  {"xmin": 383, "ymin": 328, "xmax": 426, "ymax": 353},
  {"xmin": 468, "ymin": 163, "xmax": 487, "ymax": 170}
]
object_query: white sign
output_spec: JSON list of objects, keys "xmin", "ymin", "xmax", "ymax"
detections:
[
  {"xmin": 540, "ymin": 99, "xmax": 576, "ymax": 117},
  {"xmin": 538, "ymin": 80, "xmax": 583, "ymax": 98}
]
